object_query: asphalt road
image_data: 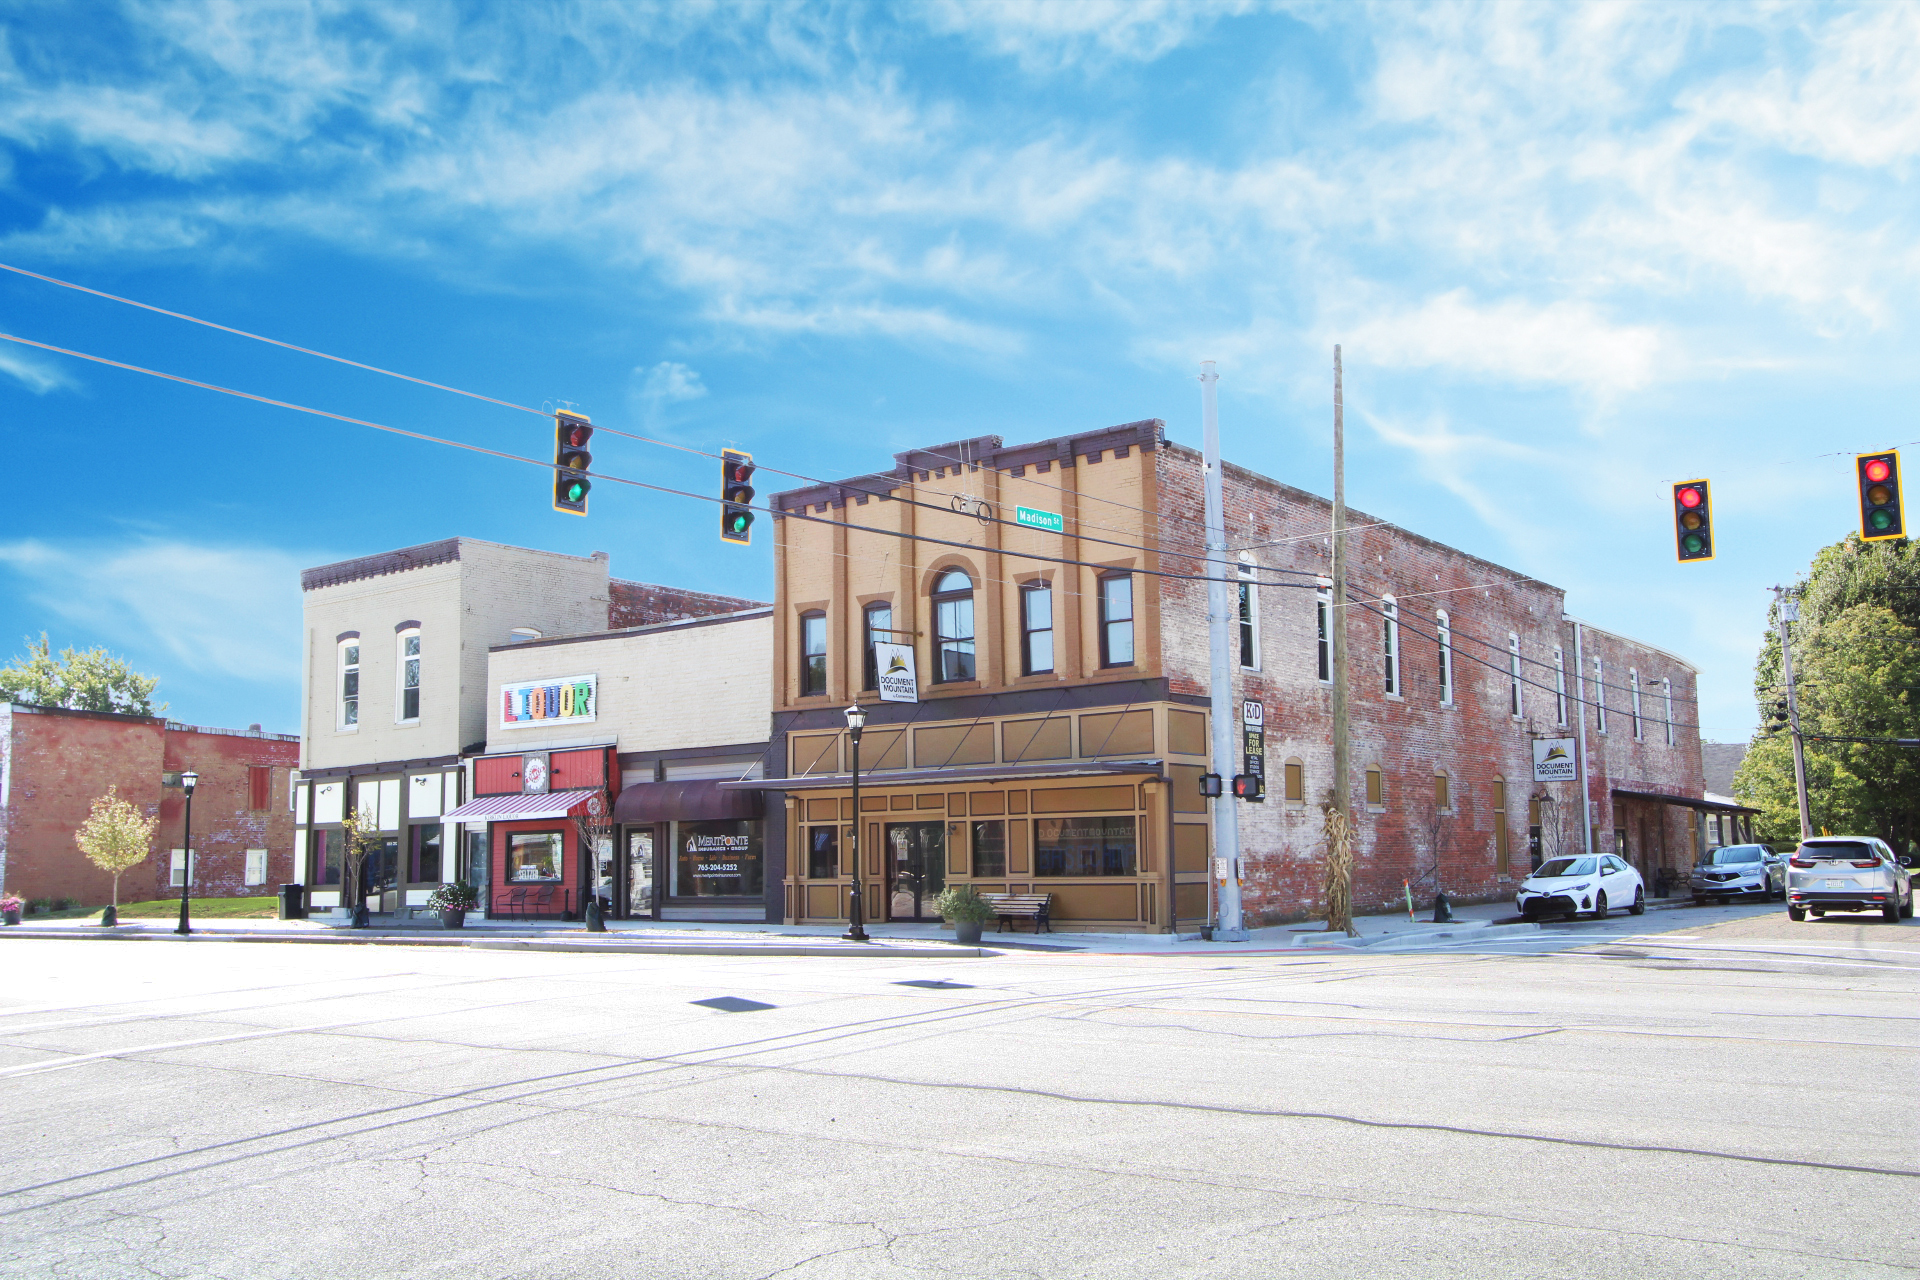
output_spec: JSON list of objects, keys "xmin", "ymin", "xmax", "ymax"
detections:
[{"xmin": 0, "ymin": 909, "xmax": 1914, "ymax": 1279}]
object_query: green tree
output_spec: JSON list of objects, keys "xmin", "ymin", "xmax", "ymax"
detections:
[
  {"xmin": 1736, "ymin": 534, "xmax": 1920, "ymax": 850},
  {"xmin": 74, "ymin": 786, "xmax": 159, "ymax": 924},
  {"xmin": 0, "ymin": 634, "xmax": 164, "ymax": 716}
]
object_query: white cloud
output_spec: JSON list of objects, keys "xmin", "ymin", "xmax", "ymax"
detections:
[
  {"xmin": 0, "ymin": 347, "xmax": 77, "ymax": 395},
  {"xmin": 919, "ymin": 0, "xmax": 1257, "ymax": 68},
  {"xmin": 637, "ymin": 361, "xmax": 708, "ymax": 403},
  {"xmin": 0, "ymin": 538, "xmax": 308, "ymax": 687},
  {"xmin": 1341, "ymin": 291, "xmax": 1664, "ymax": 395}
]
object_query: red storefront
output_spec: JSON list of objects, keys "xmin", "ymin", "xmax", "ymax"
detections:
[{"xmin": 445, "ymin": 745, "xmax": 618, "ymax": 919}]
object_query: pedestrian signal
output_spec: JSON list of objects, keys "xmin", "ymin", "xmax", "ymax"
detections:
[
  {"xmin": 1672, "ymin": 480, "xmax": 1713, "ymax": 562},
  {"xmin": 720, "ymin": 449, "xmax": 755, "ymax": 545},
  {"xmin": 1856, "ymin": 450, "xmax": 1904, "ymax": 542},
  {"xmin": 554, "ymin": 412, "xmax": 593, "ymax": 516}
]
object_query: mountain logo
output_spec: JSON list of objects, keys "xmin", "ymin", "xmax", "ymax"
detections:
[
  {"xmin": 885, "ymin": 653, "xmax": 910, "ymax": 676},
  {"xmin": 1541, "ymin": 745, "xmax": 1569, "ymax": 763}
]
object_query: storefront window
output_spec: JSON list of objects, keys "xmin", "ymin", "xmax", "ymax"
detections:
[
  {"xmin": 313, "ymin": 829, "xmax": 339, "ymax": 885},
  {"xmin": 465, "ymin": 831, "xmax": 489, "ymax": 886},
  {"xmin": 1034, "ymin": 816, "xmax": 1136, "ymax": 877},
  {"xmin": 972, "ymin": 821, "xmax": 1006, "ymax": 877},
  {"xmin": 675, "ymin": 820, "xmax": 763, "ymax": 898},
  {"xmin": 808, "ymin": 825, "xmax": 839, "ymax": 878},
  {"xmin": 410, "ymin": 824, "xmax": 442, "ymax": 884},
  {"xmin": 508, "ymin": 831, "xmax": 563, "ymax": 881}
]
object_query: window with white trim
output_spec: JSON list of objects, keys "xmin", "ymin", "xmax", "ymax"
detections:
[
  {"xmin": 396, "ymin": 628, "xmax": 421, "ymax": 723},
  {"xmin": 1436, "ymin": 610, "xmax": 1453, "ymax": 705},
  {"xmin": 1507, "ymin": 633, "xmax": 1522, "ymax": 717},
  {"xmin": 338, "ymin": 641, "xmax": 360, "ymax": 729},
  {"xmin": 244, "ymin": 848, "xmax": 268, "ymax": 886},
  {"xmin": 1553, "ymin": 646, "xmax": 1568, "ymax": 726},
  {"xmin": 1316, "ymin": 584, "xmax": 1332, "ymax": 683},
  {"xmin": 1382, "ymin": 597, "xmax": 1400, "ymax": 695},
  {"xmin": 1236, "ymin": 556, "xmax": 1259, "ymax": 670},
  {"xmin": 1593, "ymin": 656, "xmax": 1607, "ymax": 733},
  {"xmin": 1663, "ymin": 677, "xmax": 1675, "ymax": 746},
  {"xmin": 1630, "ymin": 668, "xmax": 1643, "ymax": 739}
]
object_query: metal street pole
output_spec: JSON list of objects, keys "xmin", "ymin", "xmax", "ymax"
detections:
[
  {"xmin": 1775, "ymin": 589, "xmax": 1813, "ymax": 840},
  {"xmin": 1199, "ymin": 360, "xmax": 1248, "ymax": 942},
  {"xmin": 844, "ymin": 704, "xmax": 869, "ymax": 942},
  {"xmin": 1328, "ymin": 347, "xmax": 1354, "ymax": 933},
  {"xmin": 174, "ymin": 771, "xmax": 198, "ymax": 936}
]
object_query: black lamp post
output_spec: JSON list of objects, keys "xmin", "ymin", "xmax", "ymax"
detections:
[
  {"xmin": 844, "ymin": 703, "xmax": 869, "ymax": 942},
  {"xmin": 174, "ymin": 771, "xmax": 198, "ymax": 936}
]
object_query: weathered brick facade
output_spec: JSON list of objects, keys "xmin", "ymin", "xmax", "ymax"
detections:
[
  {"xmin": 0, "ymin": 704, "xmax": 298, "ymax": 906},
  {"xmin": 608, "ymin": 579, "xmax": 765, "ymax": 629}
]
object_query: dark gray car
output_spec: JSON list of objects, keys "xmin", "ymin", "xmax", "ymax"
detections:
[{"xmin": 1690, "ymin": 843, "xmax": 1783, "ymax": 903}]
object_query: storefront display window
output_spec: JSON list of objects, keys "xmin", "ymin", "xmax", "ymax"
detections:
[
  {"xmin": 1034, "ymin": 816, "xmax": 1136, "ymax": 877},
  {"xmin": 808, "ymin": 826, "xmax": 839, "ymax": 878},
  {"xmin": 971, "ymin": 821, "xmax": 1006, "ymax": 877},
  {"xmin": 675, "ymin": 820, "xmax": 762, "ymax": 897},
  {"xmin": 508, "ymin": 831, "xmax": 563, "ymax": 881},
  {"xmin": 312, "ymin": 829, "xmax": 339, "ymax": 886},
  {"xmin": 410, "ymin": 824, "xmax": 442, "ymax": 884}
]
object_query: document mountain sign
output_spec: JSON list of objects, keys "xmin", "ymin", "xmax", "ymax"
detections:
[
  {"xmin": 873, "ymin": 642, "xmax": 919, "ymax": 704},
  {"xmin": 1532, "ymin": 737, "xmax": 1578, "ymax": 783}
]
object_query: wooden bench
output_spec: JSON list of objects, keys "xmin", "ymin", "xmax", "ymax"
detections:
[{"xmin": 980, "ymin": 892, "xmax": 1052, "ymax": 934}]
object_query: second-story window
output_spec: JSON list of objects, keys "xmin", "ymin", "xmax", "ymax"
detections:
[
  {"xmin": 1316, "ymin": 583, "xmax": 1332, "ymax": 682},
  {"xmin": 1593, "ymin": 656, "xmax": 1608, "ymax": 733},
  {"xmin": 1099, "ymin": 572, "xmax": 1134, "ymax": 667},
  {"xmin": 397, "ymin": 629, "xmax": 421, "ymax": 722},
  {"xmin": 1630, "ymin": 668, "xmax": 1643, "ymax": 739},
  {"xmin": 1237, "ymin": 556, "xmax": 1259, "ymax": 669},
  {"xmin": 1664, "ymin": 677, "xmax": 1675, "ymax": 746},
  {"xmin": 933, "ymin": 569, "xmax": 975, "ymax": 683},
  {"xmin": 1382, "ymin": 597, "xmax": 1400, "ymax": 695},
  {"xmin": 1021, "ymin": 581, "xmax": 1053, "ymax": 675},
  {"xmin": 339, "ymin": 640, "xmax": 360, "ymax": 728},
  {"xmin": 1437, "ymin": 610, "xmax": 1453, "ymax": 705},
  {"xmin": 1507, "ymin": 633, "xmax": 1522, "ymax": 716},
  {"xmin": 800, "ymin": 611, "xmax": 827, "ymax": 696},
  {"xmin": 1553, "ymin": 646, "xmax": 1567, "ymax": 726},
  {"xmin": 862, "ymin": 603, "xmax": 892, "ymax": 691}
]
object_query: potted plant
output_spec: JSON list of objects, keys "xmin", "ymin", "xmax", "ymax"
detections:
[
  {"xmin": 933, "ymin": 884, "xmax": 997, "ymax": 945},
  {"xmin": 426, "ymin": 881, "xmax": 479, "ymax": 929},
  {"xmin": 1, "ymin": 894, "xmax": 21, "ymax": 926}
]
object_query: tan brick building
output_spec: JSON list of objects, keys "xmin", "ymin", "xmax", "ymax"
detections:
[{"xmin": 738, "ymin": 420, "xmax": 1726, "ymax": 932}]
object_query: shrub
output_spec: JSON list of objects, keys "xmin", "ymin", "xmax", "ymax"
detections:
[
  {"xmin": 0, "ymin": 893, "xmax": 22, "ymax": 914},
  {"xmin": 52, "ymin": 896, "xmax": 79, "ymax": 912},
  {"xmin": 932, "ymin": 884, "xmax": 997, "ymax": 924},
  {"xmin": 26, "ymin": 897, "xmax": 52, "ymax": 915},
  {"xmin": 426, "ymin": 882, "xmax": 480, "ymax": 912}
]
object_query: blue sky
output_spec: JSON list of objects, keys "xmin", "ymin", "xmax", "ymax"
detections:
[{"xmin": 1, "ymin": 2, "xmax": 1916, "ymax": 742}]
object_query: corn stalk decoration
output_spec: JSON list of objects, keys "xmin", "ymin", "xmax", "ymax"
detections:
[{"xmin": 1322, "ymin": 804, "xmax": 1357, "ymax": 936}]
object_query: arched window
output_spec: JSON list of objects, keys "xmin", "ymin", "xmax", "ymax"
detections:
[
  {"xmin": 1316, "ymin": 581, "xmax": 1332, "ymax": 682},
  {"xmin": 1434, "ymin": 771, "xmax": 1451, "ymax": 812},
  {"xmin": 396, "ymin": 628, "xmax": 421, "ymax": 723},
  {"xmin": 1365, "ymin": 765, "xmax": 1384, "ymax": 808},
  {"xmin": 338, "ymin": 638, "xmax": 360, "ymax": 729},
  {"xmin": 1493, "ymin": 774, "xmax": 1510, "ymax": 873},
  {"xmin": 1283, "ymin": 757, "xmax": 1305, "ymax": 804},
  {"xmin": 1237, "ymin": 555, "xmax": 1259, "ymax": 669},
  {"xmin": 1099, "ymin": 571, "xmax": 1134, "ymax": 667},
  {"xmin": 508, "ymin": 626, "xmax": 543, "ymax": 644},
  {"xmin": 1436, "ymin": 610, "xmax": 1453, "ymax": 704},
  {"xmin": 1382, "ymin": 596, "xmax": 1400, "ymax": 695},
  {"xmin": 1020, "ymin": 579, "xmax": 1053, "ymax": 675},
  {"xmin": 862, "ymin": 602, "xmax": 892, "ymax": 691},
  {"xmin": 800, "ymin": 611, "xmax": 828, "ymax": 696},
  {"xmin": 932, "ymin": 570, "xmax": 975, "ymax": 683}
]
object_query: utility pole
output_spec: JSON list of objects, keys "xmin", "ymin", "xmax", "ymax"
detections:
[
  {"xmin": 1327, "ymin": 346, "xmax": 1354, "ymax": 934},
  {"xmin": 1200, "ymin": 360, "xmax": 1248, "ymax": 941},
  {"xmin": 1774, "ymin": 587, "xmax": 1813, "ymax": 840}
]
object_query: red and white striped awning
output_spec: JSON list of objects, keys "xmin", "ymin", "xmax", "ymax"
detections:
[{"xmin": 444, "ymin": 788, "xmax": 603, "ymax": 823}]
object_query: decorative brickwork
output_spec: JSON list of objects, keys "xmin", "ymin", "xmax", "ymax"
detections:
[{"xmin": 608, "ymin": 580, "xmax": 767, "ymax": 629}]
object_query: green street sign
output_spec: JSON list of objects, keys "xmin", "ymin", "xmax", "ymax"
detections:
[{"xmin": 1015, "ymin": 505, "xmax": 1064, "ymax": 533}]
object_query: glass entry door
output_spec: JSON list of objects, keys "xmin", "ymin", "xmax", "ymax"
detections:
[
  {"xmin": 626, "ymin": 828, "xmax": 655, "ymax": 919},
  {"xmin": 886, "ymin": 822, "xmax": 946, "ymax": 921}
]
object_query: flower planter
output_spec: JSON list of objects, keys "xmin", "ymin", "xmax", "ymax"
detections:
[
  {"xmin": 953, "ymin": 920, "xmax": 984, "ymax": 945},
  {"xmin": 2, "ymin": 909, "xmax": 20, "ymax": 927},
  {"xmin": 441, "ymin": 908, "xmax": 467, "ymax": 930}
]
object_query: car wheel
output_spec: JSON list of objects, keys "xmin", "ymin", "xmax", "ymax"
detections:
[
  {"xmin": 1629, "ymin": 886, "xmax": 1645, "ymax": 916},
  {"xmin": 1902, "ymin": 895, "xmax": 1914, "ymax": 920},
  {"xmin": 1883, "ymin": 899, "xmax": 1901, "ymax": 922},
  {"xmin": 1787, "ymin": 905, "xmax": 1806, "ymax": 921},
  {"xmin": 1593, "ymin": 892, "xmax": 1608, "ymax": 920}
]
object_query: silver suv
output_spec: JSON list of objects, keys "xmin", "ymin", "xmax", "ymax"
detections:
[
  {"xmin": 1690, "ymin": 843, "xmax": 1784, "ymax": 903},
  {"xmin": 1785, "ymin": 837, "xmax": 1914, "ymax": 922}
]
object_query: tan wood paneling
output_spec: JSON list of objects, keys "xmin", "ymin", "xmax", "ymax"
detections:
[
  {"xmin": 913, "ymin": 723, "xmax": 995, "ymax": 766},
  {"xmin": 1007, "ymin": 789, "xmax": 1028, "ymax": 814},
  {"xmin": 1031, "ymin": 784, "xmax": 1137, "ymax": 813},
  {"xmin": 860, "ymin": 729, "xmax": 907, "ymax": 772},
  {"xmin": 1003, "ymin": 716, "xmax": 1071, "ymax": 762},
  {"xmin": 791, "ymin": 733, "xmax": 839, "ymax": 777},
  {"xmin": 861, "ymin": 796, "xmax": 888, "ymax": 812},
  {"xmin": 948, "ymin": 833, "xmax": 966, "ymax": 876},
  {"xmin": 805, "ymin": 798, "xmax": 838, "ymax": 822},
  {"xmin": 840, "ymin": 797, "xmax": 854, "ymax": 819},
  {"xmin": 891, "ymin": 795, "xmax": 917, "ymax": 811},
  {"xmin": 1080, "ymin": 709, "xmax": 1154, "ymax": 757},
  {"xmin": 1140, "ymin": 882, "xmax": 1157, "ymax": 927},
  {"xmin": 948, "ymin": 792, "xmax": 967, "ymax": 816},
  {"xmin": 1174, "ymin": 882, "xmax": 1207, "ymax": 921},
  {"xmin": 806, "ymin": 884, "xmax": 842, "ymax": 918},
  {"xmin": 916, "ymin": 793, "xmax": 945, "ymax": 809},
  {"xmin": 1170, "ymin": 764, "xmax": 1208, "ymax": 813},
  {"xmin": 1048, "ymin": 883, "xmax": 1139, "ymax": 920},
  {"xmin": 1010, "ymin": 820, "xmax": 1030, "ymax": 873},
  {"xmin": 1168, "ymin": 708, "xmax": 1207, "ymax": 756},
  {"xmin": 969, "ymin": 791, "xmax": 1006, "ymax": 816},
  {"xmin": 1174, "ymin": 822, "xmax": 1209, "ymax": 872}
]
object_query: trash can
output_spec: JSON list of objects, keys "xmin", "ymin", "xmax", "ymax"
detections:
[{"xmin": 278, "ymin": 883, "xmax": 307, "ymax": 920}]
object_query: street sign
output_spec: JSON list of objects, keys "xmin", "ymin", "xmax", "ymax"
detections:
[
  {"xmin": 1532, "ymin": 737, "xmax": 1577, "ymax": 783},
  {"xmin": 1240, "ymin": 699, "xmax": 1265, "ymax": 801},
  {"xmin": 1015, "ymin": 506, "xmax": 1064, "ymax": 533},
  {"xmin": 872, "ymin": 642, "xmax": 918, "ymax": 703}
]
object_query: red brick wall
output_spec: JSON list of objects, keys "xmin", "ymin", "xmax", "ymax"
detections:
[
  {"xmin": 608, "ymin": 579, "xmax": 766, "ymax": 629},
  {"xmin": 155, "ymin": 727, "xmax": 301, "ymax": 900}
]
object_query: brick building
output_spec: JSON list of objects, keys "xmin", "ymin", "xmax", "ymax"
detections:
[
  {"xmin": 0, "ymin": 703, "xmax": 299, "ymax": 906},
  {"xmin": 734, "ymin": 419, "xmax": 1722, "ymax": 931}
]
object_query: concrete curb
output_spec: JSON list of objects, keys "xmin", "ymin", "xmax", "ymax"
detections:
[{"xmin": 0, "ymin": 927, "xmax": 985, "ymax": 958}]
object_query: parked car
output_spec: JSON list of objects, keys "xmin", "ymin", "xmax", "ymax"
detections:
[
  {"xmin": 1516, "ymin": 854, "xmax": 1645, "ymax": 920},
  {"xmin": 1785, "ymin": 837, "xmax": 1915, "ymax": 922},
  {"xmin": 1689, "ymin": 844, "xmax": 1784, "ymax": 903}
]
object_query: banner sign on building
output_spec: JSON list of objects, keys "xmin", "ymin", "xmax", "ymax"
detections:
[
  {"xmin": 1241, "ymin": 699, "xmax": 1265, "ymax": 799},
  {"xmin": 1015, "ymin": 506, "xmax": 1064, "ymax": 533},
  {"xmin": 500, "ymin": 674, "xmax": 597, "ymax": 728},
  {"xmin": 873, "ymin": 643, "xmax": 919, "ymax": 704},
  {"xmin": 1532, "ymin": 736, "xmax": 1578, "ymax": 783}
]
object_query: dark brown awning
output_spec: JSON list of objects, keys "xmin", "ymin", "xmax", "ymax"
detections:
[
  {"xmin": 1611, "ymin": 788, "xmax": 1758, "ymax": 815},
  {"xmin": 613, "ymin": 779, "xmax": 765, "ymax": 824},
  {"xmin": 718, "ymin": 759, "xmax": 1164, "ymax": 792}
]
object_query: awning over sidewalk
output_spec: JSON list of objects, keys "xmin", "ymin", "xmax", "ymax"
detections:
[
  {"xmin": 1611, "ymin": 788, "xmax": 1758, "ymax": 815},
  {"xmin": 444, "ymin": 788, "xmax": 601, "ymax": 822},
  {"xmin": 718, "ymin": 759, "xmax": 1165, "ymax": 792},
  {"xmin": 613, "ymin": 779, "xmax": 764, "ymax": 823}
]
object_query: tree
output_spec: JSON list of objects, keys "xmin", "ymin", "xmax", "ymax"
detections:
[
  {"xmin": 339, "ymin": 805, "xmax": 381, "ymax": 916},
  {"xmin": 74, "ymin": 786, "xmax": 157, "ymax": 923},
  {"xmin": 1531, "ymin": 790, "xmax": 1579, "ymax": 865},
  {"xmin": 1736, "ymin": 534, "xmax": 1920, "ymax": 851},
  {"xmin": 0, "ymin": 634, "xmax": 164, "ymax": 716}
]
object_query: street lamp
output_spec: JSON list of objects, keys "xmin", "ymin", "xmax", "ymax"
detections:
[
  {"xmin": 844, "ymin": 703, "xmax": 869, "ymax": 942},
  {"xmin": 175, "ymin": 771, "xmax": 199, "ymax": 936}
]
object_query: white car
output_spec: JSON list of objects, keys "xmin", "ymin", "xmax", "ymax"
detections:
[
  {"xmin": 1516, "ymin": 854, "xmax": 1646, "ymax": 921},
  {"xmin": 1786, "ymin": 837, "xmax": 1915, "ymax": 922}
]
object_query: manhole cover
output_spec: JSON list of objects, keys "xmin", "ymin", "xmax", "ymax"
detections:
[{"xmin": 692, "ymin": 997, "xmax": 776, "ymax": 1012}]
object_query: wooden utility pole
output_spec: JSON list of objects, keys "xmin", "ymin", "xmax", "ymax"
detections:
[{"xmin": 1326, "ymin": 345, "xmax": 1355, "ymax": 934}]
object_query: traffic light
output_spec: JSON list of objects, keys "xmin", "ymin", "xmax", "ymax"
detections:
[
  {"xmin": 553, "ymin": 412, "xmax": 592, "ymax": 516},
  {"xmin": 1672, "ymin": 479, "xmax": 1713, "ymax": 562},
  {"xmin": 1764, "ymin": 697, "xmax": 1789, "ymax": 737},
  {"xmin": 720, "ymin": 449, "xmax": 755, "ymax": 545},
  {"xmin": 1856, "ymin": 450, "xmax": 1904, "ymax": 542},
  {"xmin": 1232, "ymin": 773, "xmax": 1264, "ymax": 801},
  {"xmin": 1197, "ymin": 772, "xmax": 1223, "ymax": 798}
]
